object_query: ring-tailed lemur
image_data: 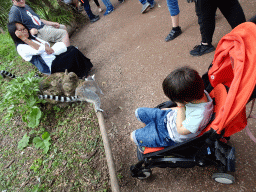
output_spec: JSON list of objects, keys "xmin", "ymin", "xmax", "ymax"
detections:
[
  {"xmin": 0, "ymin": 70, "xmax": 16, "ymax": 79},
  {"xmin": 38, "ymin": 75, "xmax": 104, "ymax": 112},
  {"xmin": 1, "ymin": 70, "xmax": 103, "ymax": 112}
]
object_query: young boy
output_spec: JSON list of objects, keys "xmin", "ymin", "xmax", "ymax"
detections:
[{"xmin": 130, "ymin": 66, "xmax": 213, "ymax": 149}]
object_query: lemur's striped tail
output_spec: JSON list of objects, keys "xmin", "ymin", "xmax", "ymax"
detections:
[
  {"xmin": 0, "ymin": 70, "xmax": 16, "ymax": 79},
  {"xmin": 38, "ymin": 95, "xmax": 79, "ymax": 102}
]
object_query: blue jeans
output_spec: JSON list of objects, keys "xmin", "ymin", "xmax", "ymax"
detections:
[
  {"xmin": 82, "ymin": 0, "xmax": 95, "ymax": 19},
  {"xmin": 166, "ymin": 0, "xmax": 180, "ymax": 16},
  {"xmin": 132, "ymin": 108, "xmax": 176, "ymax": 147},
  {"xmin": 139, "ymin": 0, "xmax": 154, "ymax": 5},
  {"xmin": 101, "ymin": 0, "xmax": 113, "ymax": 9}
]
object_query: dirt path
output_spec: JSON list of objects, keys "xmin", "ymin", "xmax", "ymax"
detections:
[{"xmin": 71, "ymin": 0, "xmax": 256, "ymax": 191}]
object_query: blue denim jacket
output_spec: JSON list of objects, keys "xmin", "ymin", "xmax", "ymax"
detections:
[{"xmin": 30, "ymin": 55, "xmax": 51, "ymax": 75}]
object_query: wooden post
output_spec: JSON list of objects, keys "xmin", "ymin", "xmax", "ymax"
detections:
[{"xmin": 96, "ymin": 111, "xmax": 121, "ymax": 192}]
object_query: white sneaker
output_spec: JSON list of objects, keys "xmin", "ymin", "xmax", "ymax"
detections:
[{"xmin": 98, "ymin": 8, "xmax": 103, "ymax": 12}]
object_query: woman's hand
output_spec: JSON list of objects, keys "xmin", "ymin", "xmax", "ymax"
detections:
[
  {"xmin": 15, "ymin": 30, "xmax": 26, "ymax": 40},
  {"xmin": 45, "ymin": 44, "xmax": 54, "ymax": 55}
]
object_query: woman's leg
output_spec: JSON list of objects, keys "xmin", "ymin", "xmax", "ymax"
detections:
[
  {"xmin": 195, "ymin": 0, "xmax": 217, "ymax": 45},
  {"xmin": 165, "ymin": 0, "xmax": 181, "ymax": 41},
  {"xmin": 218, "ymin": 0, "xmax": 245, "ymax": 29},
  {"xmin": 51, "ymin": 46, "xmax": 93, "ymax": 78}
]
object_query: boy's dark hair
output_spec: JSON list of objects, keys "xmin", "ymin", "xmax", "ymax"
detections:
[
  {"xmin": 162, "ymin": 66, "xmax": 205, "ymax": 103},
  {"xmin": 7, "ymin": 22, "xmax": 35, "ymax": 47}
]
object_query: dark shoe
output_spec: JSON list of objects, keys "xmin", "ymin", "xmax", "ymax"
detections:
[
  {"xmin": 90, "ymin": 15, "xmax": 100, "ymax": 23},
  {"xmin": 165, "ymin": 27, "xmax": 182, "ymax": 42},
  {"xmin": 190, "ymin": 43, "xmax": 215, "ymax": 56},
  {"xmin": 119, "ymin": 0, "xmax": 125, "ymax": 3},
  {"xmin": 150, "ymin": 1, "xmax": 156, "ymax": 9},
  {"xmin": 103, "ymin": 7, "xmax": 114, "ymax": 16},
  {"xmin": 141, "ymin": 2, "xmax": 150, "ymax": 14}
]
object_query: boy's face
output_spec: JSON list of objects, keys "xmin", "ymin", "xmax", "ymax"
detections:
[{"xmin": 13, "ymin": 0, "xmax": 26, "ymax": 7}]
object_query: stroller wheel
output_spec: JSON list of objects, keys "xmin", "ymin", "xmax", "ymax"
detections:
[
  {"xmin": 212, "ymin": 173, "xmax": 235, "ymax": 184},
  {"xmin": 138, "ymin": 169, "xmax": 152, "ymax": 180}
]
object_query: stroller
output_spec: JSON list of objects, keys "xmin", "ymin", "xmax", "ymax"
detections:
[{"xmin": 130, "ymin": 22, "xmax": 256, "ymax": 184}]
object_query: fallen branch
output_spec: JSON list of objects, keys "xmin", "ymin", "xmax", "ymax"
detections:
[{"xmin": 96, "ymin": 111, "xmax": 120, "ymax": 192}]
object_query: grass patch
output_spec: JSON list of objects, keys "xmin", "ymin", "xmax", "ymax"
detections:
[{"xmin": 0, "ymin": 32, "xmax": 110, "ymax": 191}]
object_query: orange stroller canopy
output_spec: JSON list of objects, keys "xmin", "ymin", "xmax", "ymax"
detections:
[{"xmin": 206, "ymin": 22, "xmax": 256, "ymax": 137}]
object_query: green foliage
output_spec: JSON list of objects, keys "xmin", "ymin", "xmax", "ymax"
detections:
[
  {"xmin": 0, "ymin": 1, "xmax": 12, "ymax": 30},
  {"xmin": 18, "ymin": 133, "xmax": 30, "ymax": 150},
  {"xmin": 33, "ymin": 132, "xmax": 51, "ymax": 154},
  {"xmin": 0, "ymin": 33, "xmax": 21, "ymax": 63},
  {"xmin": 0, "ymin": 72, "xmax": 45, "ymax": 128},
  {"xmin": 30, "ymin": 158, "xmax": 43, "ymax": 173}
]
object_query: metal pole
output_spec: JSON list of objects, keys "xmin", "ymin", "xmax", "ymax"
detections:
[{"xmin": 96, "ymin": 111, "xmax": 121, "ymax": 192}]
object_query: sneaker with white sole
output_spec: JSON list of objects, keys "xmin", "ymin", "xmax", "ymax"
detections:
[{"xmin": 141, "ymin": 2, "xmax": 151, "ymax": 13}]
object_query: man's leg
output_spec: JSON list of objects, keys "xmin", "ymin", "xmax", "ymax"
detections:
[
  {"xmin": 62, "ymin": 33, "xmax": 70, "ymax": 47},
  {"xmin": 37, "ymin": 25, "xmax": 70, "ymax": 46},
  {"xmin": 82, "ymin": 0, "xmax": 100, "ymax": 22},
  {"xmin": 57, "ymin": 25, "xmax": 70, "ymax": 46}
]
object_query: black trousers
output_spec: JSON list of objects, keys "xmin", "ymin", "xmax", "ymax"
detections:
[
  {"xmin": 195, "ymin": 0, "xmax": 246, "ymax": 44},
  {"xmin": 51, "ymin": 46, "xmax": 93, "ymax": 78}
]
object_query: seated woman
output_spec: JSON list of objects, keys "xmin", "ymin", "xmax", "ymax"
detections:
[{"xmin": 8, "ymin": 22, "xmax": 93, "ymax": 79}]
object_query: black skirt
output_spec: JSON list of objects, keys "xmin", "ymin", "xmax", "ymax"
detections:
[{"xmin": 51, "ymin": 46, "xmax": 93, "ymax": 78}]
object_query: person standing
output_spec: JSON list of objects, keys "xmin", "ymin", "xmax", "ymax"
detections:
[
  {"xmin": 80, "ymin": 0, "xmax": 100, "ymax": 23},
  {"xmin": 9, "ymin": 0, "xmax": 70, "ymax": 46},
  {"xmin": 189, "ymin": 0, "xmax": 246, "ymax": 56},
  {"xmin": 165, "ymin": 0, "xmax": 182, "ymax": 42}
]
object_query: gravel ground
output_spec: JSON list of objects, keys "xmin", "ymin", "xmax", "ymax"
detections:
[{"xmin": 70, "ymin": 0, "xmax": 256, "ymax": 191}]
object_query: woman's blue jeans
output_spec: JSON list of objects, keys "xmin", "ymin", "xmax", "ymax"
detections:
[{"xmin": 166, "ymin": 0, "xmax": 180, "ymax": 16}]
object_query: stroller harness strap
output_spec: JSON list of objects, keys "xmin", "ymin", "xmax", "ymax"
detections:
[{"xmin": 208, "ymin": 22, "xmax": 256, "ymax": 137}]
